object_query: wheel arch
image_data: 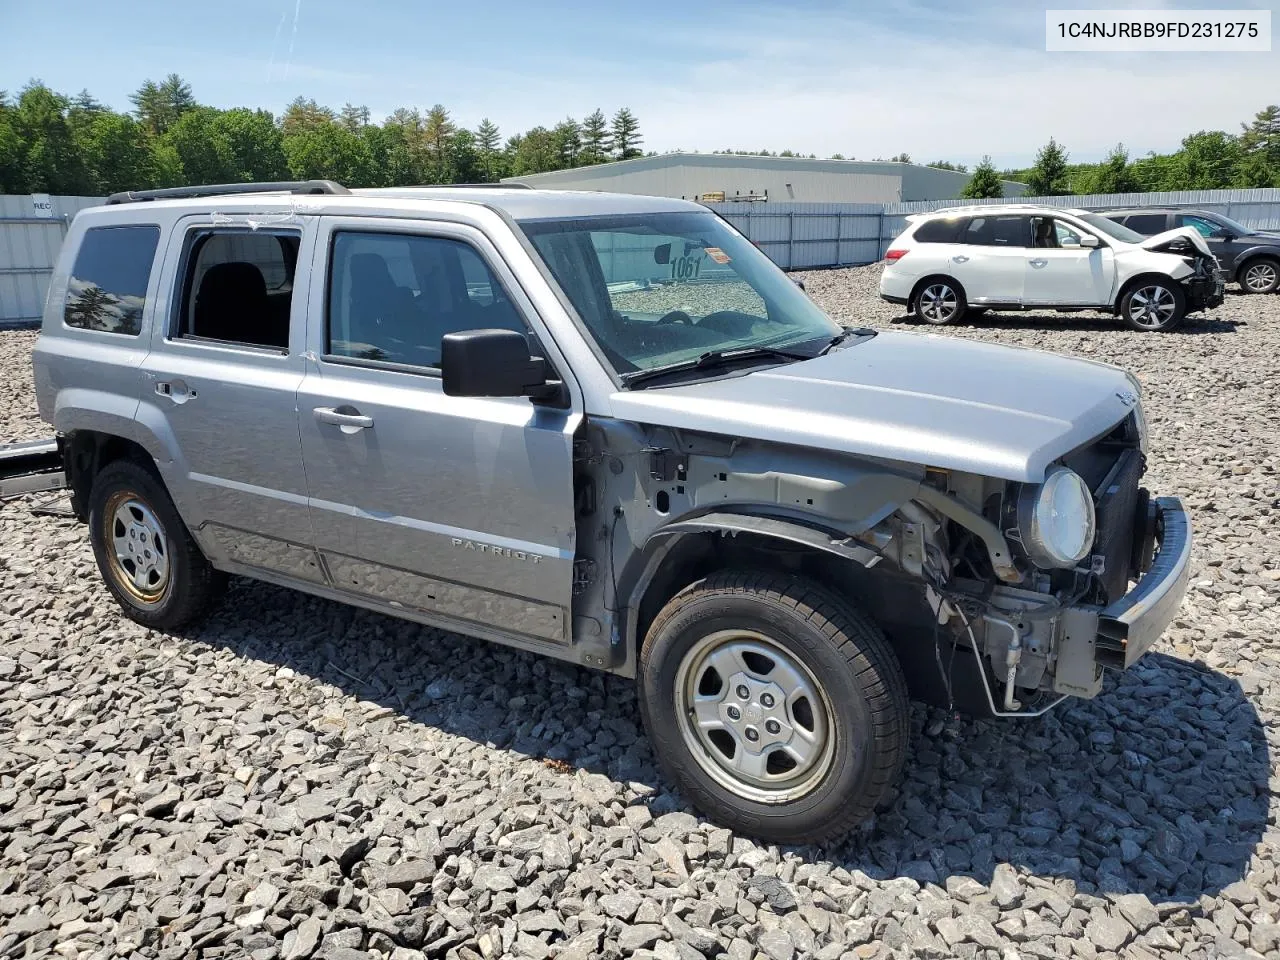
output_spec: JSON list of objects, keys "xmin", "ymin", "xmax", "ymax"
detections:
[
  {"xmin": 62, "ymin": 429, "xmax": 161, "ymax": 521},
  {"xmin": 1235, "ymin": 250, "xmax": 1280, "ymax": 287},
  {"xmin": 620, "ymin": 512, "xmax": 896, "ymax": 676}
]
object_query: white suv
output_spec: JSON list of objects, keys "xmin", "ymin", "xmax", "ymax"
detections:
[{"xmin": 879, "ymin": 204, "xmax": 1224, "ymax": 332}]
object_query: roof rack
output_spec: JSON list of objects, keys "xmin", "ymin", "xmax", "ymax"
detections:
[
  {"xmin": 106, "ymin": 180, "xmax": 350, "ymax": 205},
  {"xmin": 434, "ymin": 182, "xmax": 533, "ymax": 189}
]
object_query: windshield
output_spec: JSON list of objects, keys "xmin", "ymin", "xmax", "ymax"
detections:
[
  {"xmin": 519, "ymin": 212, "xmax": 841, "ymax": 376},
  {"xmin": 1078, "ymin": 213, "xmax": 1145, "ymax": 244}
]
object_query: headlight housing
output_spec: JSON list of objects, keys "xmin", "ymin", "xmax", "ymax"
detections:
[{"xmin": 1016, "ymin": 466, "xmax": 1096, "ymax": 569}]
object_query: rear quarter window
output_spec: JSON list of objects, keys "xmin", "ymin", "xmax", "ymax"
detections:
[
  {"xmin": 63, "ymin": 225, "xmax": 160, "ymax": 336},
  {"xmin": 1121, "ymin": 213, "xmax": 1169, "ymax": 235},
  {"xmin": 912, "ymin": 217, "xmax": 967, "ymax": 243}
]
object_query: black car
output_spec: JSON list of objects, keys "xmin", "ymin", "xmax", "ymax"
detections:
[{"xmin": 1099, "ymin": 208, "xmax": 1280, "ymax": 294}]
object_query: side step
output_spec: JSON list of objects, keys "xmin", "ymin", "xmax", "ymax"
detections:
[{"xmin": 0, "ymin": 438, "xmax": 66, "ymax": 497}]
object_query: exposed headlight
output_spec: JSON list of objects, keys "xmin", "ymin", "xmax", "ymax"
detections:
[{"xmin": 1017, "ymin": 466, "xmax": 1096, "ymax": 569}]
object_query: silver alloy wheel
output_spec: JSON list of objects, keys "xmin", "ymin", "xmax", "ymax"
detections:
[
  {"xmin": 1244, "ymin": 261, "xmax": 1278, "ymax": 292},
  {"xmin": 1127, "ymin": 284, "xmax": 1177, "ymax": 329},
  {"xmin": 918, "ymin": 283, "xmax": 958, "ymax": 323},
  {"xmin": 674, "ymin": 629, "xmax": 836, "ymax": 803},
  {"xmin": 106, "ymin": 493, "xmax": 170, "ymax": 601}
]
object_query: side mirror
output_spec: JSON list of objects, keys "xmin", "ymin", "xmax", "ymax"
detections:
[
  {"xmin": 1210, "ymin": 228, "xmax": 1234, "ymax": 240},
  {"xmin": 653, "ymin": 243, "xmax": 671, "ymax": 265},
  {"xmin": 1079, "ymin": 234, "xmax": 1100, "ymax": 248},
  {"xmin": 792, "ymin": 276, "xmax": 807, "ymax": 291},
  {"xmin": 442, "ymin": 329, "xmax": 558, "ymax": 401}
]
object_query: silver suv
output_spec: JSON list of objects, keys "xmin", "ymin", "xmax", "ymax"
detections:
[{"xmin": 33, "ymin": 180, "xmax": 1192, "ymax": 842}]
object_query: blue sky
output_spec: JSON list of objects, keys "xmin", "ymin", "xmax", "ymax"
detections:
[{"xmin": 2, "ymin": 0, "xmax": 1277, "ymax": 167}]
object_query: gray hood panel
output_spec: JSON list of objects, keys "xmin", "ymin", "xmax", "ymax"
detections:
[{"xmin": 607, "ymin": 330, "xmax": 1137, "ymax": 483}]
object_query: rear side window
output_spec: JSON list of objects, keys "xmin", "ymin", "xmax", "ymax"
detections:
[
  {"xmin": 912, "ymin": 217, "xmax": 966, "ymax": 243},
  {"xmin": 1122, "ymin": 213, "xmax": 1168, "ymax": 235},
  {"xmin": 174, "ymin": 230, "xmax": 300, "ymax": 350},
  {"xmin": 962, "ymin": 215, "xmax": 1031, "ymax": 247},
  {"xmin": 326, "ymin": 231, "xmax": 528, "ymax": 370},
  {"xmin": 63, "ymin": 225, "xmax": 160, "ymax": 336}
]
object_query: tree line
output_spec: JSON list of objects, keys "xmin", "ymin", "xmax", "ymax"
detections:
[{"xmin": 0, "ymin": 75, "xmax": 645, "ymax": 195}]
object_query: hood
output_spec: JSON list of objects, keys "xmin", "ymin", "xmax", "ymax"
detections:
[
  {"xmin": 607, "ymin": 331, "xmax": 1139, "ymax": 483},
  {"xmin": 1138, "ymin": 226, "xmax": 1213, "ymax": 257}
]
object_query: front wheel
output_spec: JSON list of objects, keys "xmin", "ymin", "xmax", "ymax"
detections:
[
  {"xmin": 912, "ymin": 279, "xmax": 965, "ymax": 325},
  {"xmin": 1239, "ymin": 257, "xmax": 1280, "ymax": 294},
  {"xmin": 637, "ymin": 572, "xmax": 909, "ymax": 844},
  {"xmin": 88, "ymin": 460, "xmax": 226, "ymax": 630},
  {"xmin": 1119, "ymin": 278, "xmax": 1186, "ymax": 332}
]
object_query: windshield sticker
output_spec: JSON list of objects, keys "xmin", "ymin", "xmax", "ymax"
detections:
[{"xmin": 704, "ymin": 247, "xmax": 731, "ymax": 264}]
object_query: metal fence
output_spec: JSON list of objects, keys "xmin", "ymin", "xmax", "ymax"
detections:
[
  {"xmin": 0, "ymin": 195, "xmax": 102, "ymax": 326},
  {"xmin": 705, "ymin": 188, "xmax": 1280, "ymax": 270},
  {"xmin": 9, "ymin": 188, "xmax": 1280, "ymax": 325}
]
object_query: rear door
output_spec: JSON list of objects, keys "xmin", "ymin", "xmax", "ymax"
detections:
[
  {"xmin": 137, "ymin": 216, "xmax": 321, "ymax": 582},
  {"xmin": 1022, "ymin": 216, "xmax": 1114, "ymax": 306},
  {"xmin": 947, "ymin": 214, "xmax": 1031, "ymax": 305},
  {"xmin": 1119, "ymin": 212, "xmax": 1171, "ymax": 236},
  {"xmin": 296, "ymin": 216, "xmax": 580, "ymax": 647}
]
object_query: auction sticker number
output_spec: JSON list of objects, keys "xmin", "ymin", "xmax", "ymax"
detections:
[{"xmin": 671, "ymin": 252, "xmax": 704, "ymax": 280}]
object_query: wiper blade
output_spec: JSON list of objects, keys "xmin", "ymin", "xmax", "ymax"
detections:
[
  {"xmin": 622, "ymin": 345, "xmax": 811, "ymax": 389},
  {"xmin": 820, "ymin": 326, "xmax": 877, "ymax": 354}
]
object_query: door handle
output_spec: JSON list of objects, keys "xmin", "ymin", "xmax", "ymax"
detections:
[
  {"xmin": 1029, "ymin": 258, "xmax": 1048, "ymax": 268},
  {"xmin": 952, "ymin": 255, "xmax": 969, "ymax": 263},
  {"xmin": 314, "ymin": 406, "xmax": 374, "ymax": 433},
  {"xmin": 155, "ymin": 380, "xmax": 197, "ymax": 404}
]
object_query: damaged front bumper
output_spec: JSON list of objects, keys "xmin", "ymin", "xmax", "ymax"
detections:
[
  {"xmin": 1050, "ymin": 497, "xmax": 1193, "ymax": 698},
  {"xmin": 1182, "ymin": 269, "xmax": 1226, "ymax": 313}
]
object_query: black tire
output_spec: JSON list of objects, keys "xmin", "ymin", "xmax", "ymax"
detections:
[
  {"xmin": 911, "ymin": 277, "xmax": 966, "ymax": 325},
  {"xmin": 637, "ymin": 571, "xmax": 910, "ymax": 844},
  {"xmin": 88, "ymin": 460, "xmax": 226, "ymax": 631},
  {"xmin": 1118, "ymin": 277, "xmax": 1186, "ymax": 332},
  {"xmin": 1237, "ymin": 256, "xmax": 1280, "ymax": 294}
]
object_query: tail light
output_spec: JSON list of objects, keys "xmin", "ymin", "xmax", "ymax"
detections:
[{"xmin": 884, "ymin": 249, "xmax": 908, "ymax": 263}]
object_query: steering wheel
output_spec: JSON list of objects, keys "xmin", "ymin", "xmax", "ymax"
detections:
[{"xmin": 656, "ymin": 310, "xmax": 695, "ymax": 325}]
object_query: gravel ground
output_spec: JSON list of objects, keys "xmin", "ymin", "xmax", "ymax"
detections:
[{"xmin": 2, "ymin": 267, "xmax": 1279, "ymax": 960}]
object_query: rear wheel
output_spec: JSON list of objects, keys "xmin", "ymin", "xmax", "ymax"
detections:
[
  {"xmin": 1119, "ymin": 278, "xmax": 1186, "ymax": 332},
  {"xmin": 638, "ymin": 571, "xmax": 909, "ymax": 844},
  {"xmin": 88, "ymin": 460, "xmax": 225, "ymax": 630},
  {"xmin": 1239, "ymin": 257, "xmax": 1280, "ymax": 294},
  {"xmin": 912, "ymin": 278, "xmax": 965, "ymax": 325}
]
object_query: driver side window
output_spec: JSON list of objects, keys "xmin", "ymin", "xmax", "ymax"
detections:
[{"xmin": 326, "ymin": 231, "xmax": 527, "ymax": 369}]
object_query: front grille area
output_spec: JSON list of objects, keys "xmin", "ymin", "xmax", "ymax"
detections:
[{"xmin": 1093, "ymin": 448, "xmax": 1143, "ymax": 604}]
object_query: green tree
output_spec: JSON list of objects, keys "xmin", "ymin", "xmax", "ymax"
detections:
[
  {"xmin": 423, "ymin": 104, "xmax": 455, "ymax": 183},
  {"xmin": 14, "ymin": 82, "xmax": 91, "ymax": 193},
  {"xmin": 449, "ymin": 129, "xmax": 479, "ymax": 183},
  {"xmin": 212, "ymin": 108, "xmax": 287, "ymax": 181},
  {"xmin": 888, "ymin": 152, "xmax": 911, "ymax": 163},
  {"xmin": 960, "ymin": 155, "xmax": 1003, "ymax": 199},
  {"xmin": 475, "ymin": 118, "xmax": 504, "ymax": 181},
  {"xmin": 1025, "ymin": 137, "xmax": 1071, "ymax": 195},
  {"xmin": 130, "ymin": 74, "xmax": 195, "ymax": 135},
  {"xmin": 610, "ymin": 108, "xmax": 641, "ymax": 160},
  {"xmin": 0, "ymin": 102, "xmax": 25, "ymax": 192},
  {"xmin": 338, "ymin": 103, "xmax": 370, "ymax": 132},
  {"xmin": 281, "ymin": 97, "xmax": 335, "ymax": 137},
  {"xmin": 510, "ymin": 127, "xmax": 558, "ymax": 175},
  {"xmin": 78, "ymin": 112, "xmax": 154, "ymax": 192},
  {"xmin": 551, "ymin": 117, "xmax": 581, "ymax": 169},
  {"xmin": 1177, "ymin": 131, "xmax": 1241, "ymax": 189},
  {"xmin": 1085, "ymin": 143, "xmax": 1138, "ymax": 195},
  {"xmin": 928, "ymin": 159, "xmax": 967, "ymax": 172},
  {"xmin": 1240, "ymin": 105, "xmax": 1280, "ymax": 163},
  {"xmin": 283, "ymin": 123, "xmax": 373, "ymax": 185},
  {"xmin": 580, "ymin": 109, "xmax": 610, "ymax": 164},
  {"xmin": 162, "ymin": 107, "xmax": 237, "ymax": 184}
]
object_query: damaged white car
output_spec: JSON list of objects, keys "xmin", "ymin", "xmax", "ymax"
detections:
[{"xmin": 880, "ymin": 204, "xmax": 1225, "ymax": 331}]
